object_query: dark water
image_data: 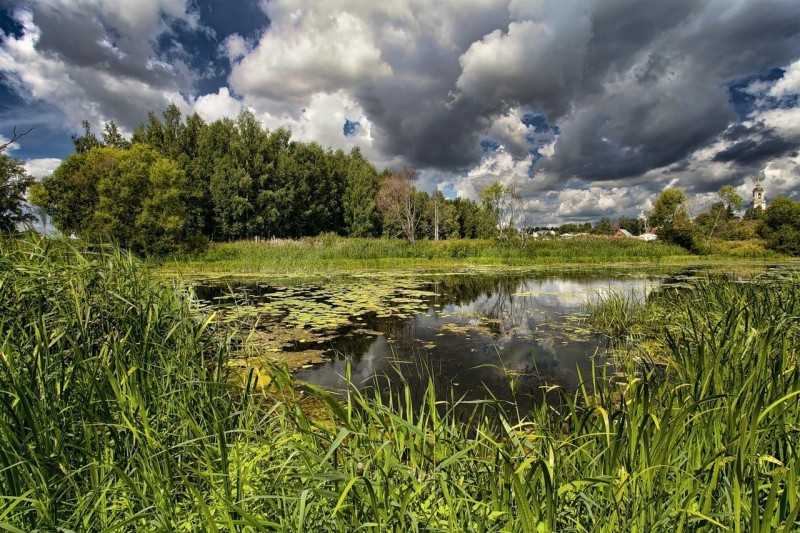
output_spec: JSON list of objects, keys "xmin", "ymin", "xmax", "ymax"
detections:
[
  {"xmin": 196, "ymin": 272, "xmax": 660, "ymax": 409},
  {"xmin": 307, "ymin": 276, "xmax": 655, "ymax": 409}
]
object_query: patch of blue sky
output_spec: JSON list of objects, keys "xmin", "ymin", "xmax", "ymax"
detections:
[
  {"xmin": 441, "ymin": 183, "xmax": 457, "ymax": 199},
  {"xmin": 0, "ymin": 85, "xmax": 73, "ymax": 160},
  {"xmin": 727, "ymin": 67, "xmax": 787, "ymax": 120},
  {"xmin": 343, "ymin": 119, "xmax": 360, "ymax": 137},
  {"xmin": 480, "ymin": 138, "xmax": 500, "ymax": 153},
  {"xmin": 520, "ymin": 112, "xmax": 551, "ymax": 133},
  {"xmin": 0, "ymin": 7, "xmax": 23, "ymax": 38}
]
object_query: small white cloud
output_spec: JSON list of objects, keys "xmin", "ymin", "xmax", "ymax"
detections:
[
  {"xmin": 221, "ymin": 34, "xmax": 251, "ymax": 61},
  {"xmin": 757, "ymin": 107, "xmax": 800, "ymax": 139},
  {"xmin": 769, "ymin": 59, "xmax": 800, "ymax": 99},
  {"xmin": 24, "ymin": 157, "xmax": 62, "ymax": 179},
  {"xmin": 193, "ymin": 87, "xmax": 243, "ymax": 122},
  {"xmin": 485, "ymin": 109, "xmax": 531, "ymax": 159}
]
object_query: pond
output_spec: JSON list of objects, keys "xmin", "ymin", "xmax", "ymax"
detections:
[{"xmin": 195, "ymin": 271, "xmax": 670, "ymax": 410}]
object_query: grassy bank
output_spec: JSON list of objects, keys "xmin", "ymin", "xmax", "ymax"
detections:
[
  {"xmin": 1, "ymin": 235, "xmax": 799, "ymax": 530},
  {"xmin": 155, "ymin": 235, "xmax": 787, "ymax": 278}
]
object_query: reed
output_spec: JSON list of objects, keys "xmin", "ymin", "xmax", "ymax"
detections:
[{"xmin": 1, "ymin": 235, "xmax": 798, "ymax": 531}]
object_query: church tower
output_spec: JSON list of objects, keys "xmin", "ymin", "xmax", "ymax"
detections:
[{"xmin": 752, "ymin": 178, "xmax": 766, "ymax": 210}]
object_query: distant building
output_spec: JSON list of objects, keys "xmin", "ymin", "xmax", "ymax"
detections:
[
  {"xmin": 752, "ymin": 178, "xmax": 767, "ymax": 210},
  {"xmin": 614, "ymin": 229, "xmax": 633, "ymax": 238}
]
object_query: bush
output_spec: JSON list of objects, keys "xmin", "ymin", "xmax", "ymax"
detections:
[
  {"xmin": 758, "ymin": 196, "xmax": 800, "ymax": 255},
  {"xmin": 658, "ymin": 223, "xmax": 709, "ymax": 254}
]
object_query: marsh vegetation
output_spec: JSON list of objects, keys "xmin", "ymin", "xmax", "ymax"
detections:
[{"xmin": 1, "ymin": 235, "xmax": 799, "ymax": 530}]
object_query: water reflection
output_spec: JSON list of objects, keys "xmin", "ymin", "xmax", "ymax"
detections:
[
  {"xmin": 196, "ymin": 273, "xmax": 658, "ymax": 411},
  {"xmin": 293, "ymin": 276, "xmax": 653, "ymax": 410}
]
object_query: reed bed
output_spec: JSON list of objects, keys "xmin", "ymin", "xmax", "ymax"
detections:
[{"xmin": 1, "ymin": 235, "xmax": 798, "ymax": 531}]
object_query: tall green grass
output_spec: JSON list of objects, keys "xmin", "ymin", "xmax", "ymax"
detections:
[
  {"xmin": 1, "ymin": 235, "xmax": 798, "ymax": 530},
  {"xmin": 160, "ymin": 235, "xmax": 696, "ymax": 276}
]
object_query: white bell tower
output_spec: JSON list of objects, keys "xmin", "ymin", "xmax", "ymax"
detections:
[{"xmin": 752, "ymin": 178, "xmax": 766, "ymax": 210}]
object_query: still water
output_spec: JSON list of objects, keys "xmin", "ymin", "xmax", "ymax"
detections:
[{"xmin": 195, "ymin": 272, "xmax": 660, "ymax": 408}]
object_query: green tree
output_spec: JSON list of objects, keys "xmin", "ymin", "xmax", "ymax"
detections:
[
  {"xmin": 649, "ymin": 188, "xmax": 706, "ymax": 252},
  {"xmin": 27, "ymin": 181, "xmax": 49, "ymax": 232},
  {"xmin": 0, "ymin": 153, "xmax": 35, "ymax": 232},
  {"xmin": 38, "ymin": 152, "xmax": 97, "ymax": 236},
  {"xmin": 453, "ymin": 197, "xmax": 495, "ymax": 239},
  {"xmin": 425, "ymin": 190, "xmax": 458, "ymax": 240},
  {"xmin": 718, "ymin": 184, "xmax": 744, "ymax": 213},
  {"xmin": 758, "ymin": 196, "xmax": 800, "ymax": 255},
  {"xmin": 136, "ymin": 158, "xmax": 189, "ymax": 254},
  {"xmin": 743, "ymin": 206, "xmax": 763, "ymax": 221},
  {"xmin": 703, "ymin": 185, "xmax": 744, "ymax": 239},
  {"xmin": 91, "ymin": 146, "xmax": 156, "ymax": 246},
  {"xmin": 255, "ymin": 128, "xmax": 292, "ymax": 237},
  {"xmin": 479, "ymin": 182, "xmax": 522, "ymax": 239},
  {"xmin": 649, "ymin": 188, "xmax": 689, "ymax": 228},
  {"xmin": 40, "ymin": 145, "xmax": 193, "ymax": 253},
  {"xmin": 592, "ymin": 217, "xmax": 615, "ymax": 235},
  {"xmin": 343, "ymin": 147, "xmax": 382, "ymax": 237},
  {"xmin": 102, "ymin": 121, "xmax": 129, "ymax": 149},
  {"xmin": 71, "ymin": 120, "xmax": 102, "ymax": 154}
]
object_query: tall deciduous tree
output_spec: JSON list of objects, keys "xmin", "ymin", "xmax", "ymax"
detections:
[
  {"xmin": 136, "ymin": 158, "xmax": 189, "ymax": 254},
  {"xmin": 102, "ymin": 121, "xmax": 129, "ymax": 149},
  {"xmin": 649, "ymin": 188, "xmax": 689, "ymax": 228},
  {"xmin": 40, "ymin": 145, "xmax": 192, "ymax": 254},
  {"xmin": 377, "ymin": 166, "xmax": 421, "ymax": 243},
  {"xmin": 426, "ymin": 190, "xmax": 459, "ymax": 240},
  {"xmin": 650, "ymin": 188, "xmax": 705, "ymax": 251},
  {"xmin": 478, "ymin": 182, "xmax": 522, "ymax": 238},
  {"xmin": 343, "ymin": 148, "xmax": 382, "ymax": 237}
]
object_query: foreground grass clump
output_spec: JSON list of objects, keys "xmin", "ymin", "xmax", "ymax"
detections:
[
  {"xmin": 161, "ymin": 235, "xmax": 694, "ymax": 275},
  {"xmin": 1, "ymin": 235, "xmax": 799, "ymax": 531}
]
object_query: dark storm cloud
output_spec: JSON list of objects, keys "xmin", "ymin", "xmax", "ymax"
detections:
[
  {"xmin": 352, "ymin": 13, "xmax": 511, "ymax": 171},
  {"xmin": 451, "ymin": 0, "xmax": 800, "ymax": 184},
  {"xmin": 541, "ymin": 74, "xmax": 737, "ymax": 181},
  {"xmin": 30, "ymin": 7, "xmax": 180, "ymax": 88},
  {"xmin": 361, "ymin": 84, "xmax": 490, "ymax": 170},
  {"xmin": 714, "ymin": 123, "xmax": 796, "ymax": 165},
  {"xmin": 0, "ymin": 0, "xmax": 216, "ymax": 136}
]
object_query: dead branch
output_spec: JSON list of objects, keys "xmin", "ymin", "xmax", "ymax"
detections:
[{"xmin": 0, "ymin": 127, "xmax": 34, "ymax": 153}]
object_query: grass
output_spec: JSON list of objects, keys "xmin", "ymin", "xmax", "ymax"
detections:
[
  {"xmin": 156, "ymin": 235, "xmax": 723, "ymax": 278},
  {"xmin": 1, "ymin": 234, "xmax": 799, "ymax": 531},
  {"xmin": 585, "ymin": 288, "xmax": 648, "ymax": 337}
]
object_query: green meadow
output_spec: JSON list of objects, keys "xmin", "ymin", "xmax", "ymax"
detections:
[
  {"xmin": 1, "ymin": 235, "xmax": 799, "ymax": 531},
  {"xmin": 157, "ymin": 235, "xmax": 783, "ymax": 279}
]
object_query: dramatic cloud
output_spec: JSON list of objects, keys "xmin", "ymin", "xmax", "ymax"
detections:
[
  {"xmin": 230, "ymin": 10, "xmax": 392, "ymax": 101},
  {"xmin": 2, "ymin": 0, "xmax": 800, "ymax": 223},
  {"xmin": 0, "ymin": 1, "xmax": 202, "ymax": 130}
]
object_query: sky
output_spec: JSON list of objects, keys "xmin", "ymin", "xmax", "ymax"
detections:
[{"xmin": 1, "ymin": 0, "xmax": 799, "ymax": 225}]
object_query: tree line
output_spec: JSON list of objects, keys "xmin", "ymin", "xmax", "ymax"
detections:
[
  {"xmin": 644, "ymin": 186, "xmax": 800, "ymax": 255},
  {"xmin": 26, "ymin": 105, "xmax": 519, "ymax": 254},
  {"xmin": 3, "ymin": 105, "xmax": 800, "ymax": 256}
]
